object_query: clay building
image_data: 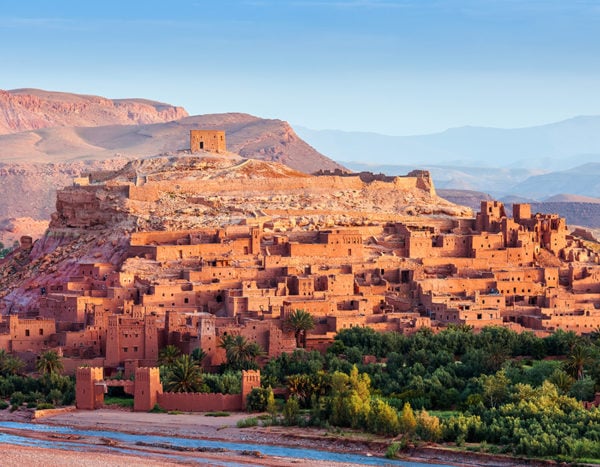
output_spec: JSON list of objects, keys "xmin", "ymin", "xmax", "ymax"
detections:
[
  {"xmin": 2, "ymin": 197, "xmax": 599, "ymax": 373},
  {"xmin": 190, "ymin": 130, "xmax": 226, "ymax": 153}
]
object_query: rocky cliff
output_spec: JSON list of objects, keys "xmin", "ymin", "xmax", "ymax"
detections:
[{"xmin": 0, "ymin": 88, "xmax": 188, "ymax": 134}]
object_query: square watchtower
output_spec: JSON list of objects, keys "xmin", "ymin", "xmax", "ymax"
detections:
[{"xmin": 190, "ymin": 130, "xmax": 226, "ymax": 153}]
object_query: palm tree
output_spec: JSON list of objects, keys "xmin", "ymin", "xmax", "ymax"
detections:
[
  {"xmin": 590, "ymin": 326, "xmax": 600, "ymax": 344},
  {"xmin": 2, "ymin": 355, "xmax": 25, "ymax": 376},
  {"xmin": 566, "ymin": 344, "xmax": 593, "ymax": 380},
  {"xmin": 164, "ymin": 354, "xmax": 203, "ymax": 393},
  {"xmin": 158, "ymin": 345, "xmax": 181, "ymax": 368},
  {"xmin": 548, "ymin": 369, "xmax": 575, "ymax": 395},
  {"xmin": 219, "ymin": 334, "xmax": 263, "ymax": 370},
  {"xmin": 36, "ymin": 350, "xmax": 63, "ymax": 376},
  {"xmin": 284, "ymin": 309, "xmax": 315, "ymax": 348},
  {"xmin": 190, "ymin": 348, "xmax": 207, "ymax": 366}
]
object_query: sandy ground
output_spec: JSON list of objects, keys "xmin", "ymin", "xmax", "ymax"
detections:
[{"xmin": 0, "ymin": 408, "xmax": 552, "ymax": 467}]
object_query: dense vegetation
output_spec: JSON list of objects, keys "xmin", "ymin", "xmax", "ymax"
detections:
[
  {"xmin": 0, "ymin": 350, "xmax": 75, "ymax": 409},
  {"xmin": 256, "ymin": 325, "xmax": 600, "ymax": 461},
  {"xmin": 158, "ymin": 344, "xmax": 242, "ymax": 394}
]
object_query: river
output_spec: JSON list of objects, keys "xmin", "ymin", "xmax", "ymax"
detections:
[{"xmin": 0, "ymin": 421, "xmax": 454, "ymax": 466}]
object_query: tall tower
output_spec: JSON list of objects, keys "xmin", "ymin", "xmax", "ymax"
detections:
[
  {"xmin": 241, "ymin": 370, "xmax": 261, "ymax": 410},
  {"xmin": 134, "ymin": 367, "xmax": 162, "ymax": 412},
  {"xmin": 76, "ymin": 367, "xmax": 105, "ymax": 409}
]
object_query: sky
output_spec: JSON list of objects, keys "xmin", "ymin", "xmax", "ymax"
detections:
[{"xmin": 2, "ymin": 0, "xmax": 600, "ymax": 135}]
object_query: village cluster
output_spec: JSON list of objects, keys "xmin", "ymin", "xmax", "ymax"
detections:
[{"xmin": 0, "ymin": 131, "xmax": 599, "ymax": 383}]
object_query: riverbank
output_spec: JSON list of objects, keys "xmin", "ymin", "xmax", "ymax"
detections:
[{"xmin": 0, "ymin": 407, "xmax": 561, "ymax": 466}]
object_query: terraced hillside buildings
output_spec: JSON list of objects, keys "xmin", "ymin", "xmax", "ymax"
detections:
[{"xmin": 0, "ymin": 152, "xmax": 599, "ymax": 374}]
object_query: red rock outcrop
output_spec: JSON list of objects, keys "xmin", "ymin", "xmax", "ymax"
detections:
[{"xmin": 0, "ymin": 89, "xmax": 188, "ymax": 134}]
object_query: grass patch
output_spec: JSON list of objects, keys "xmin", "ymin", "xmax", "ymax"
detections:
[
  {"xmin": 168, "ymin": 410, "xmax": 183, "ymax": 415},
  {"xmin": 149, "ymin": 404, "xmax": 166, "ymax": 413},
  {"xmin": 237, "ymin": 417, "xmax": 258, "ymax": 428},
  {"xmin": 205, "ymin": 411, "xmax": 230, "ymax": 417},
  {"xmin": 103, "ymin": 396, "xmax": 134, "ymax": 408}
]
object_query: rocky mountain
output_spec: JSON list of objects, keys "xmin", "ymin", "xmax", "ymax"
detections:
[
  {"xmin": 0, "ymin": 88, "xmax": 188, "ymax": 135},
  {"xmin": 0, "ymin": 89, "xmax": 344, "ymax": 246},
  {"xmin": 509, "ymin": 163, "xmax": 600, "ymax": 199}
]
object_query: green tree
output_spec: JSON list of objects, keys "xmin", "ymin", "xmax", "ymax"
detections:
[
  {"xmin": 416, "ymin": 409, "xmax": 442, "ymax": 442},
  {"xmin": 565, "ymin": 344, "xmax": 593, "ymax": 380},
  {"xmin": 219, "ymin": 334, "xmax": 263, "ymax": 370},
  {"xmin": 548, "ymin": 368, "xmax": 575, "ymax": 394},
  {"xmin": 367, "ymin": 398, "xmax": 400, "ymax": 436},
  {"xmin": 158, "ymin": 345, "xmax": 181, "ymax": 367},
  {"xmin": 266, "ymin": 386, "xmax": 277, "ymax": 419},
  {"xmin": 163, "ymin": 354, "xmax": 202, "ymax": 393},
  {"xmin": 1, "ymin": 355, "xmax": 25, "ymax": 376},
  {"xmin": 398, "ymin": 402, "xmax": 417, "ymax": 435},
  {"xmin": 283, "ymin": 396, "xmax": 300, "ymax": 425},
  {"xmin": 190, "ymin": 347, "xmax": 207, "ymax": 365},
  {"xmin": 479, "ymin": 369, "xmax": 510, "ymax": 408},
  {"xmin": 284, "ymin": 309, "xmax": 315, "ymax": 348},
  {"xmin": 36, "ymin": 350, "xmax": 63, "ymax": 376}
]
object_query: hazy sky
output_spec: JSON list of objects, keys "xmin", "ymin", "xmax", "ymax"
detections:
[{"xmin": 2, "ymin": 0, "xmax": 600, "ymax": 135}]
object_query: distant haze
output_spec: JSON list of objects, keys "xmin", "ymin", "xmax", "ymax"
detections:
[
  {"xmin": 295, "ymin": 117, "xmax": 600, "ymax": 200},
  {"xmin": 296, "ymin": 116, "xmax": 600, "ymax": 171}
]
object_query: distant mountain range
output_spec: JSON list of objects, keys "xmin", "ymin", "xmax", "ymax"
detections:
[
  {"xmin": 296, "ymin": 119, "xmax": 600, "ymax": 200},
  {"xmin": 296, "ymin": 116, "xmax": 600, "ymax": 170}
]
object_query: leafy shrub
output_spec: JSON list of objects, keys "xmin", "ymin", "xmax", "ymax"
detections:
[
  {"xmin": 149, "ymin": 404, "xmax": 166, "ymax": 413},
  {"xmin": 283, "ymin": 396, "xmax": 300, "ymax": 426},
  {"xmin": 36, "ymin": 402, "xmax": 55, "ymax": 410},
  {"xmin": 385, "ymin": 440, "xmax": 407, "ymax": 459},
  {"xmin": 10, "ymin": 391, "xmax": 25, "ymax": 407},
  {"xmin": 237, "ymin": 417, "xmax": 258, "ymax": 428},
  {"xmin": 246, "ymin": 387, "xmax": 271, "ymax": 412},
  {"xmin": 0, "ymin": 400, "xmax": 9, "ymax": 410}
]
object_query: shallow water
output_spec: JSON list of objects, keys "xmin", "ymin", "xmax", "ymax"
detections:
[{"xmin": 0, "ymin": 421, "xmax": 454, "ymax": 466}]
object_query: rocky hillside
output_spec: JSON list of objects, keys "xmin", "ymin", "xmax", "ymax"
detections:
[
  {"xmin": 0, "ymin": 89, "xmax": 345, "ymax": 246},
  {"xmin": 0, "ymin": 88, "xmax": 188, "ymax": 134},
  {"xmin": 0, "ymin": 154, "xmax": 468, "ymax": 312}
]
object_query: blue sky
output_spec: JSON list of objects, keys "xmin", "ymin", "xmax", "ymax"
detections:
[{"xmin": 2, "ymin": 0, "xmax": 600, "ymax": 135}]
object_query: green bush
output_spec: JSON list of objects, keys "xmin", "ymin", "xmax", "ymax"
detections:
[
  {"xmin": 283, "ymin": 396, "xmax": 300, "ymax": 426},
  {"xmin": 149, "ymin": 404, "xmax": 166, "ymax": 413},
  {"xmin": 10, "ymin": 391, "xmax": 25, "ymax": 407},
  {"xmin": 36, "ymin": 402, "xmax": 55, "ymax": 410},
  {"xmin": 237, "ymin": 417, "xmax": 259, "ymax": 428},
  {"xmin": 385, "ymin": 440, "xmax": 407, "ymax": 459},
  {"xmin": 246, "ymin": 387, "xmax": 271, "ymax": 412},
  {"xmin": 0, "ymin": 400, "xmax": 9, "ymax": 410}
]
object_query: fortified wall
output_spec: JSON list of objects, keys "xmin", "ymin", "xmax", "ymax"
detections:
[{"xmin": 76, "ymin": 367, "xmax": 260, "ymax": 412}]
